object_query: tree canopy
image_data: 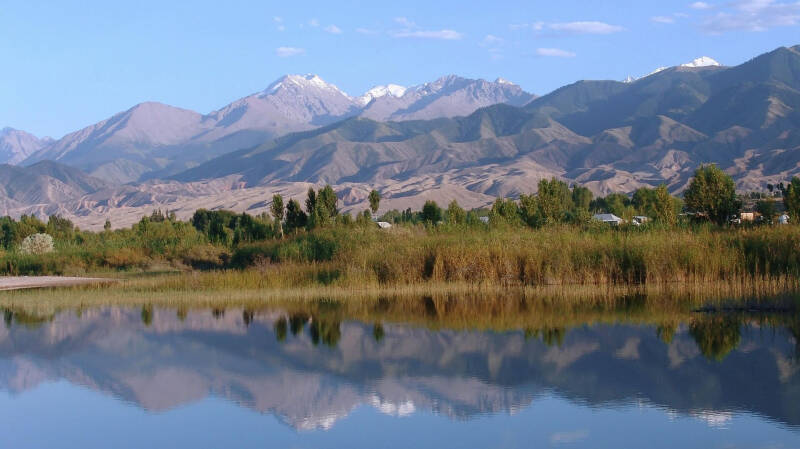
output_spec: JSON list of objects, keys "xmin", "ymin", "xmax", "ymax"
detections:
[{"xmin": 684, "ymin": 164, "xmax": 740, "ymax": 225}]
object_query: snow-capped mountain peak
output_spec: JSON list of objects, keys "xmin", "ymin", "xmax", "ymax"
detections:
[
  {"xmin": 357, "ymin": 84, "xmax": 407, "ymax": 106},
  {"xmin": 264, "ymin": 74, "xmax": 350, "ymax": 98},
  {"xmin": 631, "ymin": 56, "xmax": 722, "ymax": 82},
  {"xmin": 681, "ymin": 56, "xmax": 721, "ymax": 68}
]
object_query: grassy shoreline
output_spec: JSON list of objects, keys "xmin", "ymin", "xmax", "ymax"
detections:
[
  {"xmin": 5, "ymin": 225, "xmax": 800, "ymax": 284},
  {"xmin": 1, "ymin": 270, "xmax": 797, "ymax": 314}
]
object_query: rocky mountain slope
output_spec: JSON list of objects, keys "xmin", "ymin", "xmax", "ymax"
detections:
[
  {"xmin": 0, "ymin": 161, "xmax": 113, "ymax": 214},
  {"xmin": 0, "ymin": 127, "xmax": 52, "ymax": 165},
  {"xmin": 21, "ymin": 75, "xmax": 534, "ymax": 183},
  {"xmin": 175, "ymin": 45, "xmax": 800, "ymax": 197}
]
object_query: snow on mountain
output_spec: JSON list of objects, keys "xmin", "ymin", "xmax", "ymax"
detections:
[
  {"xmin": 361, "ymin": 75, "xmax": 535, "ymax": 121},
  {"xmin": 681, "ymin": 56, "xmax": 721, "ymax": 68},
  {"xmin": 263, "ymin": 74, "xmax": 351, "ymax": 98},
  {"xmin": 356, "ymin": 84, "xmax": 407, "ymax": 106},
  {"xmin": 202, "ymin": 73, "xmax": 358, "ymax": 140},
  {"xmin": 628, "ymin": 56, "xmax": 723, "ymax": 82},
  {"xmin": 22, "ymin": 74, "xmax": 534, "ymax": 183}
]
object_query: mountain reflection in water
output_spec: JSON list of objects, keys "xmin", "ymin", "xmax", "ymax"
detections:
[{"xmin": 0, "ymin": 297, "xmax": 798, "ymax": 436}]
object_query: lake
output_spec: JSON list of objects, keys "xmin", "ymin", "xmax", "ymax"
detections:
[{"xmin": 0, "ymin": 293, "xmax": 798, "ymax": 448}]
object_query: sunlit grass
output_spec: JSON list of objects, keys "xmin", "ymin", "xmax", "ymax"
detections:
[{"xmin": 1, "ymin": 268, "xmax": 797, "ymax": 332}]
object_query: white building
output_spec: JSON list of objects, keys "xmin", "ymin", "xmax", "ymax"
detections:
[
  {"xmin": 593, "ymin": 213, "xmax": 624, "ymax": 226},
  {"xmin": 778, "ymin": 214, "xmax": 790, "ymax": 225},
  {"xmin": 376, "ymin": 221, "xmax": 393, "ymax": 229}
]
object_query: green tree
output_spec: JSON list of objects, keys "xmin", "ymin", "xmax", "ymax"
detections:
[
  {"xmin": 271, "ymin": 194, "xmax": 285, "ymax": 238},
  {"xmin": 537, "ymin": 178, "xmax": 573, "ymax": 224},
  {"xmin": 756, "ymin": 198, "xmax": 777, "ymax": 224},
  {"xmin": 46, "ymin": 215, "xmax": 75, "ymax": 240},
  {"xmin": 103, "ymin": 219, "xmax": 111, "ymax": 232},
  {"xmin": 445, "ymin": 200, "xmax": 466, "ymax": 225},
  {"xmin": 684, "ymin": 164, "xmax": 740, "ymax": 225},
  {"xmin": 285, "ymin": 199, "xmax": 307, "ymax": 233},
  {"xmin": 784, "ymin": 177, "xmax": 800, "ymax": 221},
  {"xmin": 357, "ymin": 209, "xmax": 372, "ymax": 225},
  {"xmin": 652, "ymin": 185, "xmax": 677, "ymax": 225},
  {"xmin": 368, "ymin": 190, "xmax": 381, "ymax": 215},
  {"xmin": 593, "ymin": 193, "xmax": 630, "ymax": 217},
  {"xmin": 421, "ymin": 200, "xmax": 442, "ymax": 224},
  {"xmin": 489, "ymin": 198, "xmax": 520, "ymax": 226},
  {"xmin": 519, "ymin": 194, "xmax": 543, "ymax": 228},
  {"xmin": 307, "ymin": 186, "xmax": 339, "ymax": 229},
  {"xmin": 318, "ymin": 185, "xmax": 339, "ymax": 217},
  {"xmin": 305, "ymin": 187, "xmax": 317, "ymax": 214},
  {"xmin": 571, "ymin": 185, "xmax": 593, "ymax": 211}
]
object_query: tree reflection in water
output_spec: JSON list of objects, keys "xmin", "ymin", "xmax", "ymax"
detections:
[{"xmin": 0, "ymin": 297, "xmax": 798, "ymax": 433}]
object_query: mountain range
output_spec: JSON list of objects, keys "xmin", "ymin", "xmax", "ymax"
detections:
[
  {"xmin": 21, "ymin": 75, "xmax": 534, "ymax": 183},
  {"xmin": 2, "ymin": 45, "xmax": 800, "ymax": 229},
  {"xmin": 174, "ymin": 45, "xmax": 800, "ymax": 196}
]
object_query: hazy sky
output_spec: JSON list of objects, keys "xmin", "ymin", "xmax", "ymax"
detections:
[{"xmin": 2, "ymin": 0, "xmax": 799, "ymax": 138}]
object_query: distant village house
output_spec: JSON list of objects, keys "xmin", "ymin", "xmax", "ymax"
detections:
[{"xmin": 593, "ymin": 214, "xmax": 623, "ymax": 226}]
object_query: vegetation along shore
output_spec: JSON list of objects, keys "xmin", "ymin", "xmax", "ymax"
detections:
[{"xmin": 0, "ymin": 165, "xmax": 798, "ymax": 292}]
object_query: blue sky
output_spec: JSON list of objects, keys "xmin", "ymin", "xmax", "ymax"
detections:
[{"xmin": 2, "ymin": 0, "xmax": 799, "ymax": 138}]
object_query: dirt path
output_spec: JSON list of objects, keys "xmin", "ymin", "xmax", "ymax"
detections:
[{"xmin": 0, "ymin": 276, "xmax": 115, "ymax": 291}]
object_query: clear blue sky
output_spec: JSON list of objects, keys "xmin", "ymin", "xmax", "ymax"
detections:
[{"xmin": 2, "ymin": 0, "xmax": 799, "ymax": 138}]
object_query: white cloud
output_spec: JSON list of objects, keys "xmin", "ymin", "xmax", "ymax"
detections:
[
  {"xmin": 701, "ymin": 0, "xmax": 800, "ymax": 32},
  {"xmin": 273, "ymin": 16, "xmax": 283, "ymax": 23},
  {"xmin": 394, "ymin": 17, "xmax": 416, "ymax": 28},
  {"xmin": 308, "ymin": 18, "xmax": 319, "ymax": 27},
  {"xmin": 536, "ymin": 47, "xmax": 576, "ymax": 58},
  {"xmin": 275, "ymin": 46, "xmax": 305, "ymax": 57},
  {"xmin": 480, "ymin": 35, "xmax": 505, "ymax": 59},
  {"xmin": 548, "ymin": 21, "xmax": 624, "ymax": 34},
  {"xmin": 391, "ymin": 17, "xmax": 463, "ymax": 40},
  {"xmin": 691, "ymin": 1, "xmax": 713, "ymax": 9},
  {"xmin": 481, "ymin": 34, "xmax": 504, "ymax": 46},
  {"xmin": 356, "ymin": 27, "xmax": 379, "ymax": 35},
  {"xmin": 324, "ymin": 25, "xmax": 342, "ymax": 34},
  {"xmin": 513, "ymin": 21, "xmax": 624, "ymax": 34},
  {"xmin": 651, "ymin": 16, "xmax": 676, "ymax": 23},
  {"xmin": 277, "ymin": 25, "xmax": 286, "ymax": 31},
  {"xmin": 393, "ymin": 29, "xmax": 463, "ymax": 40}
]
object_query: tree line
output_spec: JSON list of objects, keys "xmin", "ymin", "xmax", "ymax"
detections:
[{"xmin": 0, "ymin": 165, "xmax": 796, "ymax": 258}]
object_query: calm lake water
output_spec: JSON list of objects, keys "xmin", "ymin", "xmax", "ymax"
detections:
[{"xmin": 0, "ymin": 297, "xmax": 798, "ymax": 448}]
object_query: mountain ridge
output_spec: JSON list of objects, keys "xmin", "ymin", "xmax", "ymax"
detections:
[
  {"xmin": 22, "ymin": 75, "xmax": 535, "ymax": 183},
  {"xmin": 2, "ymin": 45, "xmax": 800, "ymax": 230}
]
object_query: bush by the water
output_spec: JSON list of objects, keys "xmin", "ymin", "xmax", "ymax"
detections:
[{"xmin": 19, "ymin": 233, "xmax": 54, "ymax": 255}]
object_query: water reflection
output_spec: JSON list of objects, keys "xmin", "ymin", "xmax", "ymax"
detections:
[{"xmin": 0, "ymin": 297, "xmax": 798, "ymax": 435}]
